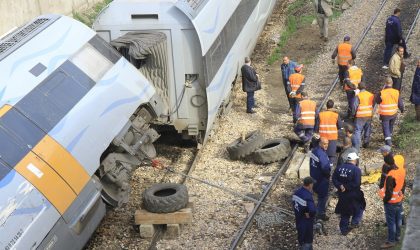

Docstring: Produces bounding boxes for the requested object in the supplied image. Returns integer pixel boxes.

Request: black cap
[303,176,314,186]
[384,154,395,165]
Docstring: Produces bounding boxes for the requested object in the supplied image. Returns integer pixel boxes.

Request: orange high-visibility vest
[289,73,305,99]
[394,155,406,183]
[298,99,316,126]
[378,158,405,203]
[318,110,339,140]
[344,67,363,91]
[337,43,352,66]
[356,91,374,118]
[379,88,399,116]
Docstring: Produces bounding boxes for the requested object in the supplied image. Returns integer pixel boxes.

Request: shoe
[246,110,256,114]
[254,104,260,109]
[349,223,359,229]
[341,228,352,236]
[380,242,396,249]
[303,144,310,153]
[404,53,411,59]
[382,65,389,69]
[323,37,328,42]
[362,142,369,148]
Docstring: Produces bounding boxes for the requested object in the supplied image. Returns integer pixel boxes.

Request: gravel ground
[86,0,419,249]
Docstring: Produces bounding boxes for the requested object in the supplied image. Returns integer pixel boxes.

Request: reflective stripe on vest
[318,110,338,140]
[356,91,374,118]
[345,67,362,90]
[289,73,305,98]
[379,88,399,116]
[337,43,352,66]
[298,100,316,126]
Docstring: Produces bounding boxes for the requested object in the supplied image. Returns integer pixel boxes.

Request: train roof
[94,0,240,56]
[0,15,96,107]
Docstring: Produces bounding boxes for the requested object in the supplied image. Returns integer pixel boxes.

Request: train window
[0,159,11,181]
[0,126,29,167]
[88,35,121,64]
[70,43,113,82]
[15,61,94,132]
[0,108,45,149]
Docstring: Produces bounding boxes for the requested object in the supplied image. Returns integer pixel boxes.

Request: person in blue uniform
[310,137,331,221]
[292,176,317,250]
[332,152,366,235]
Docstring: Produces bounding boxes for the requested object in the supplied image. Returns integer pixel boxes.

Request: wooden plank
[135,202,193,225]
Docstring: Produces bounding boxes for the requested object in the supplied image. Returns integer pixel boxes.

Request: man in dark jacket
[378,145,394,189]
[292,177,317,250]
[281,56,297,110]
[337,137,358,167]
[310,137,331,221]
[383,8,410,69]
[410,59,420,121]
[333,152,365,235]
[241,57,260,114]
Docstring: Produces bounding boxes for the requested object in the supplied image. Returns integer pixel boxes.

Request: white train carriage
[93,0,277,142]
[0,14,163,249]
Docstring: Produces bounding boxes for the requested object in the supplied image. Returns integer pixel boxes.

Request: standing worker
[344,60,364,118]
[389,46,405,91]
[315,100,342,165]
[410,59,420,121]
[352,82,374,150]
[378,154,406,248]
[292,176,317,250]
[332,36,356,85]
[337,137,358,167]
[312,0,333,41]
[294,92,317,150]
[241,57,260,114]
[376,77,404,146]
[333,152,366,235]
[288,65,306,123]
[310,137,331,221]
[383,8,410,69]
[378,146,394,189]
[281,56,298,110]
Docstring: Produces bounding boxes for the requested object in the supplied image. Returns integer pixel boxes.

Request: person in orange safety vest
[375,77,404,146]
[294,92,317,150]
[331,35,356,85]
[287,64,306,123]
[351,82,374,150]
[344,60,364,118]
[378,154,406,249]
[315,99,342,165]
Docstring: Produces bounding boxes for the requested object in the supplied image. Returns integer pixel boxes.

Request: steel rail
[230,0,391,249]
[317,0,389,113]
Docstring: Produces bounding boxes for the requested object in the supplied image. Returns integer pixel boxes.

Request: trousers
[340,208,364,234]
[326,139,337,166]
[317,14,328,38]
[381,115,396,146]
[295,126,314,144]
[383,42,395,66]
[353,118,372,151]
[246,91,255,112]
[384,202,402,243]
[346,90,355,117]
[282,78,293,109]
[392,76,402,91]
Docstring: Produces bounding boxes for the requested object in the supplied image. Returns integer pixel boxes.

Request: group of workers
[288,7,416,250]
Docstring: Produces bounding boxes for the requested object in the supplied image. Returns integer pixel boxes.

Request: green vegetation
[395,108,420,149]
[73,0,113,27]
[267,0,345,65]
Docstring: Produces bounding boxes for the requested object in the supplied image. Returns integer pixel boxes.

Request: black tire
[143,183,188,213]
[251,138,291,164]
[226,130,264,160]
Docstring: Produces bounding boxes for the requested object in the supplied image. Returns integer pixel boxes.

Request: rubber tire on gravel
[251,138,291,164]
[226,130,264,160]
[143,183,188,213]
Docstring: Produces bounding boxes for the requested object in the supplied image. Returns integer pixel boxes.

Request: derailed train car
[93,0,277,143]
[0,0,276,249]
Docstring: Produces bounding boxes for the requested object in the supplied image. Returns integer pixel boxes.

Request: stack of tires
[226,130,291,164]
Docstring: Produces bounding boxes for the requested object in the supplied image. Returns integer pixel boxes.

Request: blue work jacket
[310,146,331,196]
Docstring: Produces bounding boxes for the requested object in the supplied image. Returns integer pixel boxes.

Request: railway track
[228,1,420,249]
[86,1,418,249]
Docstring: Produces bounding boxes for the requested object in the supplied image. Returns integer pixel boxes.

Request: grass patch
[267,0,345,65]
[73,0,113,27]
[395,109,420,149]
